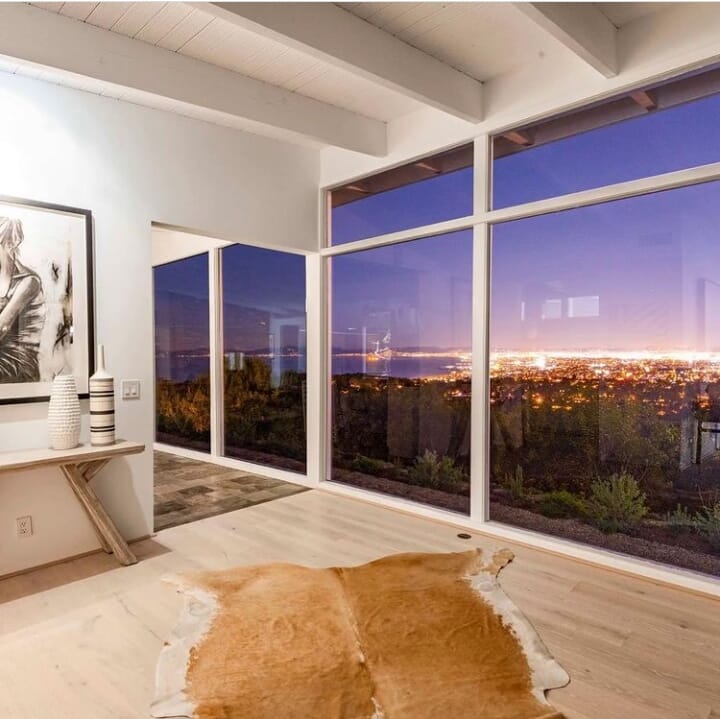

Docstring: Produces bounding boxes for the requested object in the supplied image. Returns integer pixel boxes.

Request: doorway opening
[151,226,307,530]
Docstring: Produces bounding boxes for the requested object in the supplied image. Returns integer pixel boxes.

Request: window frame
[317,92,720,595]
[218,243,309,473]
[152,241,315,488]
[319,140,481,514]
[153,250,213,455]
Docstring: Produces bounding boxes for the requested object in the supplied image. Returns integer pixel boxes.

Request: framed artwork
[0,194,94,404]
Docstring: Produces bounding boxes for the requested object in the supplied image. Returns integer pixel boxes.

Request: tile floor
[154,450,307,530]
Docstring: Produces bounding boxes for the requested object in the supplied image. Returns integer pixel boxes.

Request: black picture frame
[0,193,95,405]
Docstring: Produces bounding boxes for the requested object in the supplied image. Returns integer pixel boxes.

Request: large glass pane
[222,245,306,473]
[154,253,211,452]
[330,144,473,245]
[330,231,473,513]
[493,91,720,209]
[489,182,720,576]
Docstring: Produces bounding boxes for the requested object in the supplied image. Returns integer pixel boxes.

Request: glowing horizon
[491,350,720,362]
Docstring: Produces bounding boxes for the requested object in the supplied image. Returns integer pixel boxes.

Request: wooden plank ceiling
[28,1,424,122]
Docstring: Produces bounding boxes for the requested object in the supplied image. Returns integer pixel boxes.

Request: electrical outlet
[16,515,32,538]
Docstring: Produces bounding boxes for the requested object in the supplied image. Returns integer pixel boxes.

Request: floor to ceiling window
[222,245,307,472]
[154,252,211,452]
[489,68,720,576]
[151,64,720,582]
[323,66,720,578]
[328,146,474,513]
[153,240,307,475]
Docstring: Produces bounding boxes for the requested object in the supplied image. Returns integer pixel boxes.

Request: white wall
[0,71,319,576]
[151,228,233,267]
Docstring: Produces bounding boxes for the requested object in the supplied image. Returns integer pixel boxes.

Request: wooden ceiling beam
[0,3,387,155]
[630,89,657,111]
[414,161,441,174]
[514,3,618,78]
[198,2,484,122]
[502,130,534,147]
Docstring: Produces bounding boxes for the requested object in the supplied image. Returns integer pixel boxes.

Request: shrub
[539,490,587,519]
[504,465,525,500]
[351,454,389,476]
[665,504,695,535]
[409,450,466,492]
[587,473,648,533]
[695,502,720,550]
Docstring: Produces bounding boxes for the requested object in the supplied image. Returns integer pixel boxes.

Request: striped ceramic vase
[89,344,115,446]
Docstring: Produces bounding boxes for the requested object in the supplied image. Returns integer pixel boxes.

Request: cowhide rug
[151,549,569,719]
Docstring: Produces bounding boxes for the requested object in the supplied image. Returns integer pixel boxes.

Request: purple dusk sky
[156,91,720,358]
[332,92,720,353]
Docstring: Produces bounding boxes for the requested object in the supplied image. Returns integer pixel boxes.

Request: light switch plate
[121,379,141,400]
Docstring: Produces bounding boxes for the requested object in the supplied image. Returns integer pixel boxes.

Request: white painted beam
[199,2,484,123]
[0,3,386,155]
[514,2,618,78]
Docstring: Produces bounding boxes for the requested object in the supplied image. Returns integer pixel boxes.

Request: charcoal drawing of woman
[0,217,45,382]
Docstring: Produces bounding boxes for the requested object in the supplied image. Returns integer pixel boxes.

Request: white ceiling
[0,1,695,154]
[337,2,674,80]
[337,2,565,81]
[26,1,675,123]
[595,2,676,27]
[28,2,424,122]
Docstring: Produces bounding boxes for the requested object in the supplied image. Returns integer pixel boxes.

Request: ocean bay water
[331,355,467,379]
[156,354,468,382]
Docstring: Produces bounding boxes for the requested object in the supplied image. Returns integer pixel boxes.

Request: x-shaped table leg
[60,460,137,566]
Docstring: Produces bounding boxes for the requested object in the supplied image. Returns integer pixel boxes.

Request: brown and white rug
[151,549,569,719]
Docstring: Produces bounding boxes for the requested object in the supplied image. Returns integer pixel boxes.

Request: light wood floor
[0,490,718,719]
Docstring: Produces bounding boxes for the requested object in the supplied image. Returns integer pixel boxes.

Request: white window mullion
[474,134,491,215]
[480,160,720,226]
[305,253,324,487]
[323,255,332,483]
[471,134,491,523]
[208,247,224,459]
[471,222,491,522]
[320,215,475,257]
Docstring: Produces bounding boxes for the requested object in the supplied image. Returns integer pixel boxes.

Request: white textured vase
[48,375,81,450]
[89,344,115,446]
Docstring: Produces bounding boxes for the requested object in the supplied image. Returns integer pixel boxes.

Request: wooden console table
[0,440,145,566]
